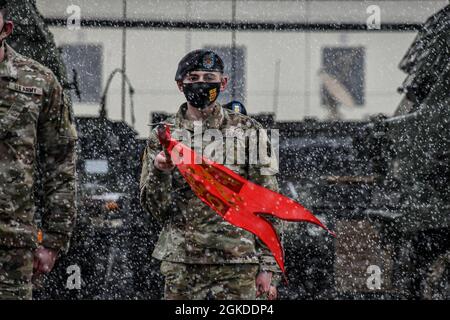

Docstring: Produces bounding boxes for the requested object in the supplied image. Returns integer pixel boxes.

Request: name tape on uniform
[7,82,43,96]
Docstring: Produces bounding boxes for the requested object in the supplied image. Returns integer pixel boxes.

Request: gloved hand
[154,150,175,172]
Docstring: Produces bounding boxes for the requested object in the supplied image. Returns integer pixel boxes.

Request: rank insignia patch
[202,53,215,69]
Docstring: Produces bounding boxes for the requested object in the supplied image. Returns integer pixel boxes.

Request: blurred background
[5,0,448,300]
[36,0,448,137]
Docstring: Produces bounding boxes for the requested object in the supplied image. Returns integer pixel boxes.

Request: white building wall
[37,0,448,137]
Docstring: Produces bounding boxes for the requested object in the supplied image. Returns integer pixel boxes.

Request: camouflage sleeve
[139,129,173,223]
[248,121,283,275]
[37,76,78,252]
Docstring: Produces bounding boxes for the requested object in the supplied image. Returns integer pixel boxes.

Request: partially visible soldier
[0,7,77,299]
[140,49,281,300]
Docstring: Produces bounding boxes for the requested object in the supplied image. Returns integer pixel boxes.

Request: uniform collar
[176,102,225,132]
[0,43,18,81]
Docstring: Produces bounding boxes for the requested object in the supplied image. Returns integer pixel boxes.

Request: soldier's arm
[139,129,173,223]
[248,121,283,275]
[37,75,78,253]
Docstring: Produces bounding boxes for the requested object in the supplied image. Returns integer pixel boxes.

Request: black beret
[175,49,224,81]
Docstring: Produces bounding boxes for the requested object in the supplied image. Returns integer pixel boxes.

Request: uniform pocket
[0,103,29,138]
[160,261,187,277]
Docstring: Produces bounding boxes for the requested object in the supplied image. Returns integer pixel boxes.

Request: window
[204,46,246,105]
[321,47,365,108]
[60,44,103,103]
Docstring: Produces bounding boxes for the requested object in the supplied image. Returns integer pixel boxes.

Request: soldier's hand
[256,271,277,299]
[33,246,58,275]
[154,150,175,172]
[268,285,278,300]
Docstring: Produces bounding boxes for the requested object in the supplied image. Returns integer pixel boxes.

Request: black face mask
[182,82,221,109]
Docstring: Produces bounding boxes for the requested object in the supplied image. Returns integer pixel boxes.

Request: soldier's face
[177,71,228,93]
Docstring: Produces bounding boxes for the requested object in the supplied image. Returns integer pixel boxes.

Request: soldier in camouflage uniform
[0,7,77,299]
[140,49,281,300]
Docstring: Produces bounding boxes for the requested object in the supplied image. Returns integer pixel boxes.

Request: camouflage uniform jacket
[140,102,281,273]
[0,44,77,251]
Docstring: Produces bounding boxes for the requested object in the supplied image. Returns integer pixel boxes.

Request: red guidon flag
[156,124,335,273]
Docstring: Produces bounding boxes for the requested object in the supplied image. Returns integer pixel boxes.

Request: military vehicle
[277,5,449,299]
